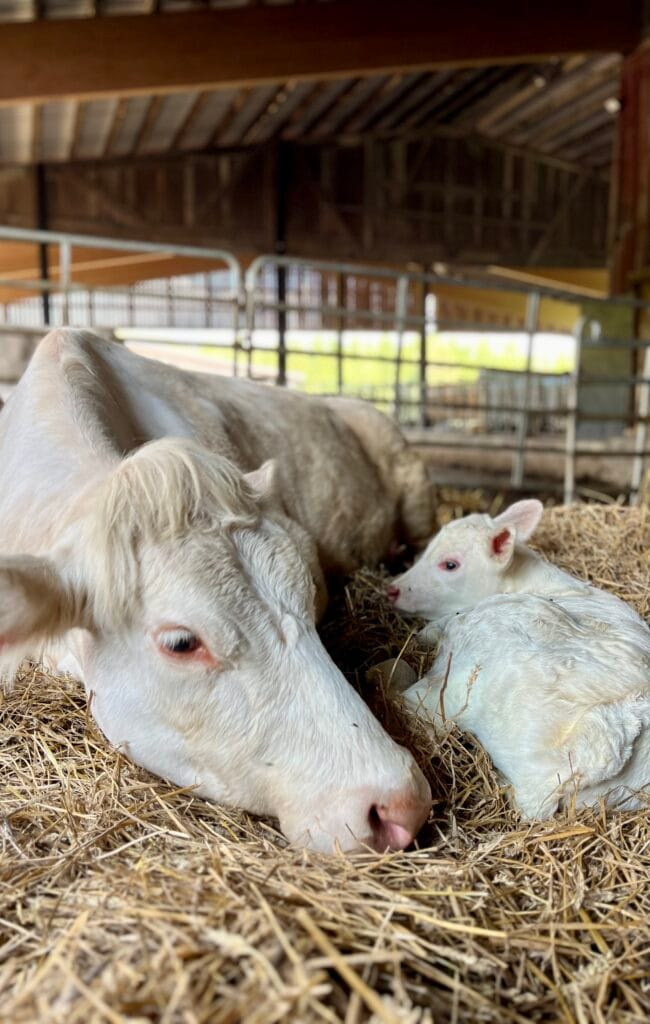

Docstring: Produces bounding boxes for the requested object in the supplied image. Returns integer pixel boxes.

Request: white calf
[388,501,650,817]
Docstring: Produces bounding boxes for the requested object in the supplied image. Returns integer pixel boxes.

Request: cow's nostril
[368,799,421,852]
[387,585,400,603]
[368,803,382,833]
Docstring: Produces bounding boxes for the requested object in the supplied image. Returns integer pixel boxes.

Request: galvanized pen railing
[2,225,650,503]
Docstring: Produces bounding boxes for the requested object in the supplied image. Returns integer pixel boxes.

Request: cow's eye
[154,627,203,657]
[162,630,200,654]
[439,559,460,572]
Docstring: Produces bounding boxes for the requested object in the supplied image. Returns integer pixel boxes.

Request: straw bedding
[1,500,649,1023]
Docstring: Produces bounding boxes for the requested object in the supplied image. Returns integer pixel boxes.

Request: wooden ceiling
[0,56,622,172]
[0,1,632,174]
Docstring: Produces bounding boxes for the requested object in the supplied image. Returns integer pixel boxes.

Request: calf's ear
[0,555,87,650]
[489,524,516,567]
[493,499,543,541]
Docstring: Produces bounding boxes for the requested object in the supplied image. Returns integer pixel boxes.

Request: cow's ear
[0,555,87,650]
[245,459,278,504]
[493,499,543,541]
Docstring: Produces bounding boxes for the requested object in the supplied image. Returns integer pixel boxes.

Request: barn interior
[0,0,649,499]
[2,5,650,1023]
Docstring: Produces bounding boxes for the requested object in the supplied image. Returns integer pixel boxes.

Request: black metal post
[275,142,290,386]
[36,164,51,326]
[336,271,345,394]
[418,271,429,427]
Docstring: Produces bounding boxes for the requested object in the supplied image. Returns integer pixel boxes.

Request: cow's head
[0,439,430,853]
[387,500,544,618]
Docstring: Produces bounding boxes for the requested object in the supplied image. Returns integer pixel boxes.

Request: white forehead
[140,518,314,635]
[430,513,492,550]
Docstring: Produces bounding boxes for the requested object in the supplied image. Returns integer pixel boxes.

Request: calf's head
[0,439,430,853]
[388,499,543,618]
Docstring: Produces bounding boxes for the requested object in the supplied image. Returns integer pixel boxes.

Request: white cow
[388,500,650,817]
[0,329,433,853]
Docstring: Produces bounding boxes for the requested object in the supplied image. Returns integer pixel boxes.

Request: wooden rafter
[68,101,85,162]
[563,125,616,162]
[217,85,278,147]
[245,81,318,146]
[283,80,353,140]
[0,0,640,106]
[452,66,538,129]
[514,76,619,147]
[31,104,42,164]
[168,92,205,151]
[133,96,163,154]
[346,74,421,133]
[486,54,620,138]
[540,108,614,155]
[377,72,456,132]
[102,97,130,158]
[366,74,431,132]
[179,89,238,150]
[309,76,390,139]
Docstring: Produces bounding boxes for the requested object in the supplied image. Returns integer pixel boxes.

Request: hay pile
[1,504,650,1023]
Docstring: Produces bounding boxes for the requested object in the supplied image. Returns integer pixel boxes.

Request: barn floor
[1,502,649,1023]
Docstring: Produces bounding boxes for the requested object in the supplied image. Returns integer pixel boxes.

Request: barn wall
[0,134,609,270]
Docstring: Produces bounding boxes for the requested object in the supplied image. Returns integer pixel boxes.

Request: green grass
[225,330,576,397]
[125,324,576,400]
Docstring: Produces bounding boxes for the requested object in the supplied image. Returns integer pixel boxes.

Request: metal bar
[244,342,568,375]
[393,275,409,420]
[271,345,422,366]
[511,290,540,487]
[579,374,650,385]
[119,335,246,353]
[243,262,256,381]
[418,273,428,428]
[0,225,241,294]
[203,272,210,330]
[276,264,287,386]
[630,344,650,503]
[408,436,650,458]
[580,337,650,350]
[564,317,587,504]
[403,437,569,454]
[59,240,71,324]
[328,395,650,421]
[0,278,238,308]
[420,470,571,496]
[274,141,290,387]
[35,164,51,326]
[245,253,650,312]
[336,272,345,394]
[251,297,566,333]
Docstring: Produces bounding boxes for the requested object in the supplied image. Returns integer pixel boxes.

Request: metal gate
[1,225,650,503]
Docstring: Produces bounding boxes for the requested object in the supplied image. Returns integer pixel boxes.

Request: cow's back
[0,331,433,573]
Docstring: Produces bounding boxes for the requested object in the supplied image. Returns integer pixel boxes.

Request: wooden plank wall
[0,133,609,269]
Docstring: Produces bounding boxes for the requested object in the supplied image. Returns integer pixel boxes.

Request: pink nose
[387,585,400,603]
[367,782,431,852]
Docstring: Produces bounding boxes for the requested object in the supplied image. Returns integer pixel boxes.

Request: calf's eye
[439,559,460,572]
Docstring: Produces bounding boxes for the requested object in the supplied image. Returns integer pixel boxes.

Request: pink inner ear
[492,529,511,556]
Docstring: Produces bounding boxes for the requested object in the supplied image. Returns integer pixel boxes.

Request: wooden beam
[609,40,650,292]
[0,0,641,106]
[482,54,618,138]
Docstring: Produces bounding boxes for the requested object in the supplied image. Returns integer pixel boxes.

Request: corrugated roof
[0,3,622,172]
